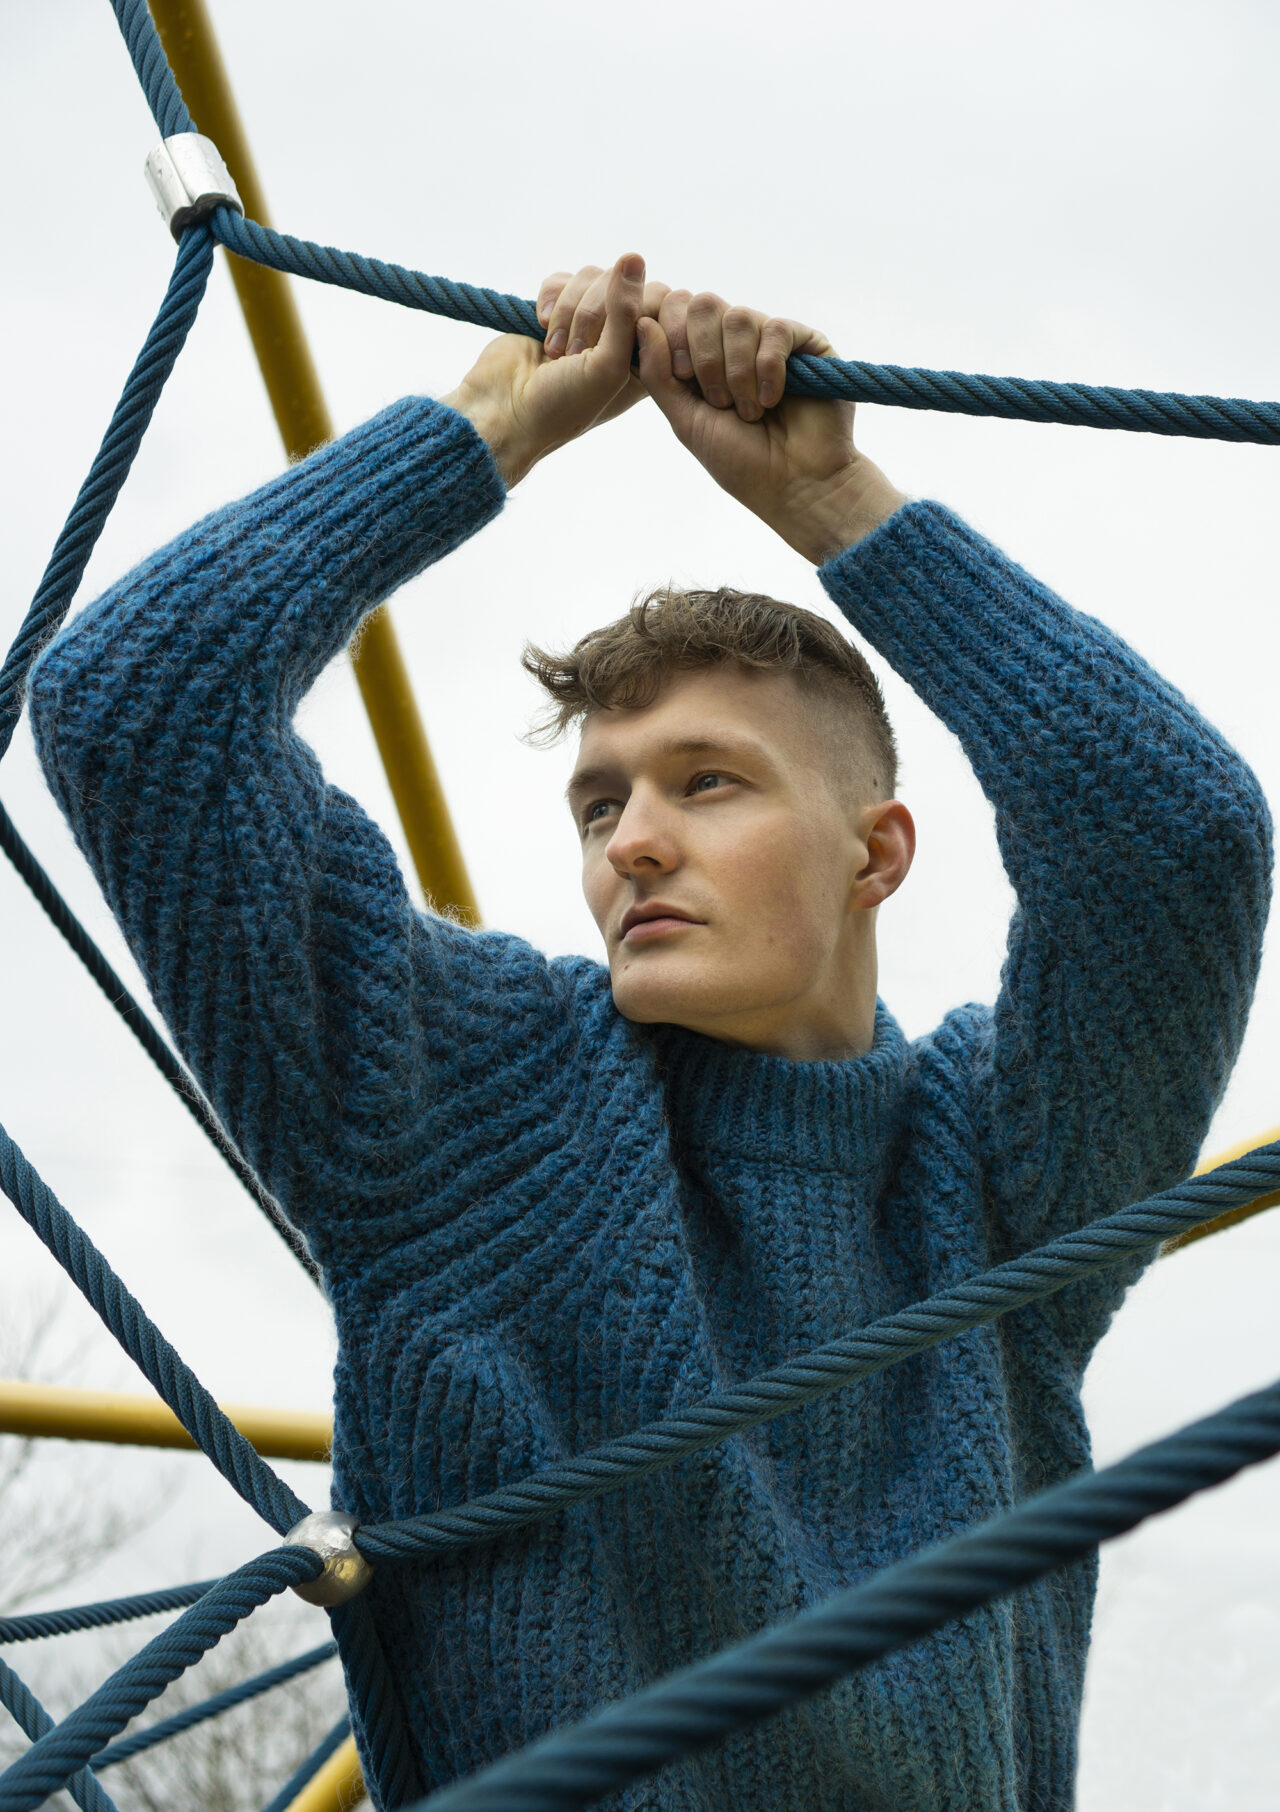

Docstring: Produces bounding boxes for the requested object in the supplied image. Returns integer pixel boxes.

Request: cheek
[714,818,837,945]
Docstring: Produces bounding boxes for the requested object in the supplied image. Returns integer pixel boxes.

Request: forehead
[573,665,809,770]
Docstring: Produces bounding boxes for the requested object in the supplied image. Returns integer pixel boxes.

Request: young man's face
[567,663,913,1060]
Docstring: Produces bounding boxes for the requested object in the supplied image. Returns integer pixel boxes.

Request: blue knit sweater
[28,399,1271,1811]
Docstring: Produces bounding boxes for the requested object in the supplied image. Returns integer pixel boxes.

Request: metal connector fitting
[284,1510,373,1607]
[144,134,244,240]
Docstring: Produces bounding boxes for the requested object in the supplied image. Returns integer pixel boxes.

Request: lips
[619,902,704,941]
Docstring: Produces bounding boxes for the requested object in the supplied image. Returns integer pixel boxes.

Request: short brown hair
[522,585,898,799]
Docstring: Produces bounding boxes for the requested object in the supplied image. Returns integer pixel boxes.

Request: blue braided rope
[90,1640,336,1769]
[214,212,544,337]
[203,207,1280,444]
[104,1,1280,448]
[0,1548,320,1812]
[0,227,212,763]
[0,800,319,1279]
[108,0,193,138]
[355,1143,1280,1566]
[261,1714,351,1812]
[329,1597,420,1812]
[0,1654,119,1812]
[0,1118,309,1535]
[418,1372,1280,1811]
[0,1580,216,1647]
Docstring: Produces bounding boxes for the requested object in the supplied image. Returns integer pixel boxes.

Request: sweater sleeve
[27,397,512,1263]
[819,501,1272,1302]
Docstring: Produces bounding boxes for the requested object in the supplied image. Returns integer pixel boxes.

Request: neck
[671,931,879,1063]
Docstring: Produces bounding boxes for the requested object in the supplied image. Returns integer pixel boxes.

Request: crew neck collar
[648,1000,910,1173]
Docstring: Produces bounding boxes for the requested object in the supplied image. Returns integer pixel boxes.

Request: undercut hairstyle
[522,586,899,801]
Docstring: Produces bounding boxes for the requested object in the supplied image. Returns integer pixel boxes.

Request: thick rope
[0,801,318,1279]
[328,1597,420,1811]
[260,1714,352,1812]
[356,1144,1280,1567]
[0,1118,309,1535]
[90,1640,336,1769]
[0,227,212,762]
[107,0,193,138]
[207,207,1280,444]
[0,1548,319,1812]
[418,1374,1280,1811]
[100,0,1280,448]
[0,1654,119,1812]
[0,1580,216,1647]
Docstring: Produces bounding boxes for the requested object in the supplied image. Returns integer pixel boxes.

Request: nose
[605,789,679,878]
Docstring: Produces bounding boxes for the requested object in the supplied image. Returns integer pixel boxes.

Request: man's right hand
[442,253,654,488]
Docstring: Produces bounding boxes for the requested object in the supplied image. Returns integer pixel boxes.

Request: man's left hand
[635,292,906,563]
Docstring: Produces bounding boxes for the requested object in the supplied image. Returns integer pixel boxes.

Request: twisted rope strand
[90,1641,336,1769]
[0,802,318,1278]
[0,1581,217,1647]
[108,0,193,137]
[111,0,1280,445]
[0,1654,118,1812]
[418,1375,1280,1811]
[0,1118,309,1535]
[356,1145,1280,1566]
[200,210,1280,443]
[0,227,212,761]
[0,1549,320,1812]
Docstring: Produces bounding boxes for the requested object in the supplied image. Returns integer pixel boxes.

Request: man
[28,253,1271,1809]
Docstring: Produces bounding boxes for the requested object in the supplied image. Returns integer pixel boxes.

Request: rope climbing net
[1,2,1279,1808]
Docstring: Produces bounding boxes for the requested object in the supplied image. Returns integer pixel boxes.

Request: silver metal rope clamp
[144,134,244,240]
[284,1510,373,1607]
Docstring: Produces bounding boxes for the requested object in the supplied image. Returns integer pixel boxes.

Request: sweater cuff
[276,394,508,606]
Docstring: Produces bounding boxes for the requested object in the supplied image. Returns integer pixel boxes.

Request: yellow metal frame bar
[0,1378,331,1461]
[286,1736,364,1812]
[145,0,479,924]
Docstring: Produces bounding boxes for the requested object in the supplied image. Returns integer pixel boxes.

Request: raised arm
[27,256,652,1272]
[821,506,1272,1260]
[638,293,1272,1320]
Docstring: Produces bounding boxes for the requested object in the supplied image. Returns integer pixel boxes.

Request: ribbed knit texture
[27,398,1271,1812]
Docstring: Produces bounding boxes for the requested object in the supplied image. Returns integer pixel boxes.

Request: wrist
[769,459,909,565]
[440,385,538,489]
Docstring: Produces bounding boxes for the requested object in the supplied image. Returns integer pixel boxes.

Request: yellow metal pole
[1161,1124,1280,1257]
[145,0,480,923]
[0,1379,332,1461]
[285,1736,365,1812]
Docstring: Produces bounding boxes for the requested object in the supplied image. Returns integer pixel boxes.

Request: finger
[636,317,698,441]
[686,292,731,408]
[543,265,603,358]
[640,280,671,321]
[535,272,572,331]
[594,252,646,372]
[723,304,767,421]
[566,269,613,358]
[657,289,694,381]
[756,318,832,407]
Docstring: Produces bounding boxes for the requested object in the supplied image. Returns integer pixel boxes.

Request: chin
[609,959,740,1031]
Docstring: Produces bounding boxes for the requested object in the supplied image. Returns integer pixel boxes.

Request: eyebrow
[564,734,773,808]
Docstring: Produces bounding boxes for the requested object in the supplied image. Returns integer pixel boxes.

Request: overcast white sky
[2,1,1279,1805]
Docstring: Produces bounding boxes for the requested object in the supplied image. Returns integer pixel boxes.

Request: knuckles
[722,304,763,340]
[687,290,726,321]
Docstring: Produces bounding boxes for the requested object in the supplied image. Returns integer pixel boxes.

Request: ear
[849,799,915,911]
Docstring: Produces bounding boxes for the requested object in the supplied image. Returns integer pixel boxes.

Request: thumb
[637,318,698,441]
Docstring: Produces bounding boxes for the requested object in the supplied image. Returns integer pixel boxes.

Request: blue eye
[691,773,727,793]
